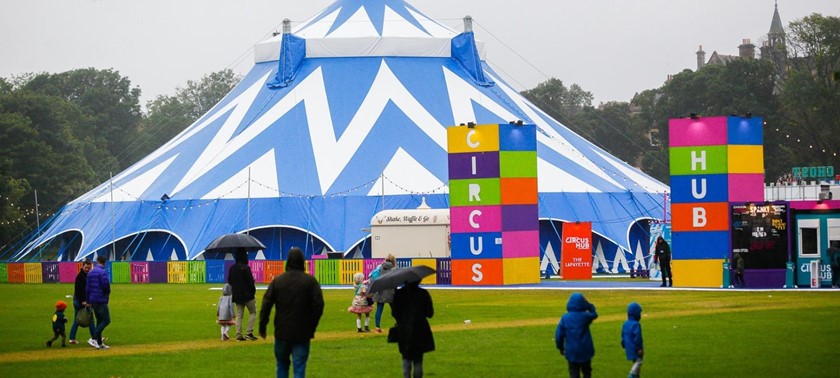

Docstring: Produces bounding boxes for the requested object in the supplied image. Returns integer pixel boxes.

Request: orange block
[451,259,503,285]
[671,202,730,232]
[500,178,538,205]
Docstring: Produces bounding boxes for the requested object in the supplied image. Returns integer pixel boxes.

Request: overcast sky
[2,0,838,108]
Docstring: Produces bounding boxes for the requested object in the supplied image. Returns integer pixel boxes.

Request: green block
[499,151,537,178]
[187,261,206,283]
[450,178,501,206]
[0,263,6,283]
[669,145,728,175]
[111,262,131,284]
[315,259,339,285]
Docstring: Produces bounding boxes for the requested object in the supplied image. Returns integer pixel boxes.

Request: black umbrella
[369,265,436,294]
[204,233,266,253]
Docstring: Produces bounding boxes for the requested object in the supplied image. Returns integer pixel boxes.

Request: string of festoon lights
[771,120,839,157]
[0,196,53,225]
[54,173,451,214]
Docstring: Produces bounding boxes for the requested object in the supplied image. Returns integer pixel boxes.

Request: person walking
[68,259,94,345]
[217,283,236,341]
[391,279,435,378]
[259,247,324,378]
[46,301,69,348]
[653,236,673,287]
[228,248,258,341]
[621,302,644,378]
[369,254,397,333]
[733,252,746,288]
[555,292,598,378]
[85,255,111,349]
[828,241,840,288]
[347,272,373,332]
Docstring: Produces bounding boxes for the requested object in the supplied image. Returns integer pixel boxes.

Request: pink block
[502,231,540,258]
[669,117,728,147]
[728,173,766,202]
[451,206,502,233]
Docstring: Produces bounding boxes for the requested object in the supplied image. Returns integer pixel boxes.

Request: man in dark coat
[828,241,840,288]
[391,280,435,378]
[228,248,257,341]
[69,259,94,344]
[259,247,324,378]
[653,236,673,287]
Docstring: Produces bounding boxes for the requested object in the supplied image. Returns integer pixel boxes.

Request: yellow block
[447,124,500,153]
[413,259,438,285]
[670,259,724,288]
[503,257,540,285]
[727,145,764,173]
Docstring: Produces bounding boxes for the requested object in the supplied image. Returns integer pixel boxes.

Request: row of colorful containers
[0,259,452,285]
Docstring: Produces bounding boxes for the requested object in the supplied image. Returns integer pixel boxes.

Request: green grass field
[0,284,837,377]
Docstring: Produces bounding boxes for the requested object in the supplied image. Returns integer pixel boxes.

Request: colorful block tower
[447,123,540,285]
[668,116,764,287]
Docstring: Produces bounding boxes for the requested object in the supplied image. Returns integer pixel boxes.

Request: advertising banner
[561,222,592,280]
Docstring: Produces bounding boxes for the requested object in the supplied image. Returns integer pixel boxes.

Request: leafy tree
[521,78,594,136]
[778,13,840,170]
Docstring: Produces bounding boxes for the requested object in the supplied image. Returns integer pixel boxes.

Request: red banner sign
[561,222,592,280]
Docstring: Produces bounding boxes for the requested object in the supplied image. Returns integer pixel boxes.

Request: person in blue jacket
[85,255,111,349]
[555,292,598,378]
[621,302,644,378]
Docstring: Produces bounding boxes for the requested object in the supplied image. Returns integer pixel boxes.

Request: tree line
[1,14,838,254]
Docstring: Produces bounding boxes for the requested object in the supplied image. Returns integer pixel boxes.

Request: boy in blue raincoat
[621,302,644,378]
[555,292,598,378]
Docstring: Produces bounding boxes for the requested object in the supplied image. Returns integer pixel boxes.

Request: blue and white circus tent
[15,0,669,269]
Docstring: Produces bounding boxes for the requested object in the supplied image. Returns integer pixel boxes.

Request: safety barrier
[111,262,132,283]
[131,262,149,283]
[42,262,60,283]
[187,261,205,283]
[0,258,456,285]
[167,262,187,283]
[8,263,25,283]
[25,263,43,283]
[264,261,283,282]
[315,259,340,285]
[59,262,81,283]
[339,260,364,285]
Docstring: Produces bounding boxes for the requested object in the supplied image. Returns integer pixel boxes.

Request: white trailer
[370,207,450,259]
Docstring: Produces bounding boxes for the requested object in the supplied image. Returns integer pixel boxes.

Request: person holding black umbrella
[391,279,435,378]
[228,248,258,341]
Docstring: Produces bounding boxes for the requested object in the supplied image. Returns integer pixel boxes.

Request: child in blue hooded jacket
[621,302,644,378]
[555,292,598,378]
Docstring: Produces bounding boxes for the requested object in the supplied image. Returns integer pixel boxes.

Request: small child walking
[47,301,69,347]
[217,284,236,341]
[347,272,374,332]
[555,292,598,378]
[621,302,644,378]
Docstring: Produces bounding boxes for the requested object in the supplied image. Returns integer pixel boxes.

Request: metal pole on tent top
[34,189,40,233]
[111,172,116,259]
[381,172,385,210]
[246,167,251,235]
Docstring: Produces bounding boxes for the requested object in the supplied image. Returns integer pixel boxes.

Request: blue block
[727,116,763,145]
[451,232,503,259]
[499,123,537,151]
[670,174,729,203]
[671,231,730,259]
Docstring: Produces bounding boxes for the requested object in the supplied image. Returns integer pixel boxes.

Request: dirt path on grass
[0,301,818,364]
